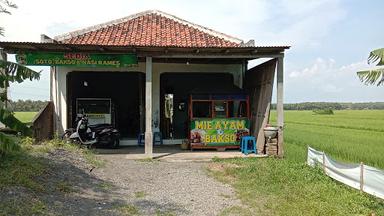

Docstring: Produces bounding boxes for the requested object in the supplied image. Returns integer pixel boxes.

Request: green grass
[0,197,48,216]
[209,110,384,215]
[13,112,37,124]
[270,110,384,168]
[116,204,140,215]
[56,181,74,193]
[134,191,147,198]
[0,137,104,215]
[155,209,176,216]
[0,137,104,191]
[0,151,46,192]
[97,182,114,190]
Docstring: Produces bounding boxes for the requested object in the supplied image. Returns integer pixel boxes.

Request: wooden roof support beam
[154,53,283,59]
[277,55,284,158]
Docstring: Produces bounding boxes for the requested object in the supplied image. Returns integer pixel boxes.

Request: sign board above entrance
[15,52,137,67]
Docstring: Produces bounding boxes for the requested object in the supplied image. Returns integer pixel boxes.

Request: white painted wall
[52,62,242,134]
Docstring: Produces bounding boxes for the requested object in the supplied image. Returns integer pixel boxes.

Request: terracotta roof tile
[54,10,243,48]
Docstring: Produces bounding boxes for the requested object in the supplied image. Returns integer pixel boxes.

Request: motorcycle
[62,114,120,148]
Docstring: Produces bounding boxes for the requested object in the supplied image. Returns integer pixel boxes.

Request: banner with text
[16,52,137,67]
[190,118,250,147]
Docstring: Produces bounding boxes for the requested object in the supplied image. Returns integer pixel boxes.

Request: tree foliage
[0,0,39,156]
[9,99,48,112]
[0,60,40,88]
[357,48,384,86]
[0,58,40,155]
[0,0,17,36]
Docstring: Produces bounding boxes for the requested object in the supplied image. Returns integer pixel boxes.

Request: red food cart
[188,87,250,150]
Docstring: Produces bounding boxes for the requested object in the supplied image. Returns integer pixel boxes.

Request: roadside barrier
[307,146,384,200]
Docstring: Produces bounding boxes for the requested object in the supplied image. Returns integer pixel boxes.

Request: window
[192,101,212,118]
[214,101,227,118]
[231,101,248,117]
[238,101,248,117]
[228,101,234,117]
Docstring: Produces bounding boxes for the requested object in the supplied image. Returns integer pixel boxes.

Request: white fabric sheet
[307,146,384,200]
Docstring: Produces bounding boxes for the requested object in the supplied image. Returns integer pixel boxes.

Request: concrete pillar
[276,56,284,157]
[51,67,68,134]
[145,57,153,157]
[51,67,57,133]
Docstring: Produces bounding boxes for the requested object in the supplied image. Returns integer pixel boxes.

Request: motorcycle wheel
[61,131,72,143]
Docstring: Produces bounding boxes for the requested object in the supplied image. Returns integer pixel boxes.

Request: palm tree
[0,59,40,155]
[357,48,384,86]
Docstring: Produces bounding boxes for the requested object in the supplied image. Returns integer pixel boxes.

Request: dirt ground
[1,149,244,216]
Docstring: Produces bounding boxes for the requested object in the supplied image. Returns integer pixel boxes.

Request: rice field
[209,110,384,215]
[270,110,384,169]
[13,112,38,124]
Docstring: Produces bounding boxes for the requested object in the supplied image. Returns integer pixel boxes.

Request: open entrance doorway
[160,72,235,140]
[67,72,144,138]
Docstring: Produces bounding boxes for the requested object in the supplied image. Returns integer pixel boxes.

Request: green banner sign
[15,52,137,67]
[190,118,250,147]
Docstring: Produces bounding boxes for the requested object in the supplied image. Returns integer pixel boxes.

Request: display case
[76,98,113,125]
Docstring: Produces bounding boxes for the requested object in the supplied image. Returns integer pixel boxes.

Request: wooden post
[322,152,326,174]
[276,56,284,157]
[145,57,153,158]
[360,162,364,192]
[0,50,7,109]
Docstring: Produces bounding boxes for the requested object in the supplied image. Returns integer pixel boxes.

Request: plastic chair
[137,132,163,145]
[153,132,163,145]
[137,133,145,145]
[240,136,257,155]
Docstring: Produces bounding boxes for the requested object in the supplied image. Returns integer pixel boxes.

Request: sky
[1,0,383,103]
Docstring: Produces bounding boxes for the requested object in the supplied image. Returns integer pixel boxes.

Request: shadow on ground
[0,148,192,216]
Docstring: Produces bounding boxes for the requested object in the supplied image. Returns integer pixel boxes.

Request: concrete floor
[95,145,267,162]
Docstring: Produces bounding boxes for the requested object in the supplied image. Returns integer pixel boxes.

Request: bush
[19,137,36,150]
[313,109,334,115]
[0,133,20,156]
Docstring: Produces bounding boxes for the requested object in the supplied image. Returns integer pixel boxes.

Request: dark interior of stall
[190,92,248,119]
[160,72,235,139]
[67,72,144,138]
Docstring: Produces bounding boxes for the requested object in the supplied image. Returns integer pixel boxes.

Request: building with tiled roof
[0,10,289,157]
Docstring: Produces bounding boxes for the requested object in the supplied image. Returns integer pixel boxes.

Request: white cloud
[289,58,335,78]
[1,0,345,47]
[322,84,342,93]
[2,0,382,102]
[262,0,346,49]
[284,58,382,102]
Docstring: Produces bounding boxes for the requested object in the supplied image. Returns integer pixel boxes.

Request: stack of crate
[266,138,278,156]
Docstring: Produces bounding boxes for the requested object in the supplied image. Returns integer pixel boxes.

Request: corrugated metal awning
[0,41,289,59]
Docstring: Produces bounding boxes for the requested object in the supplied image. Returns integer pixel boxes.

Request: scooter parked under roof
[62,114,120,148]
